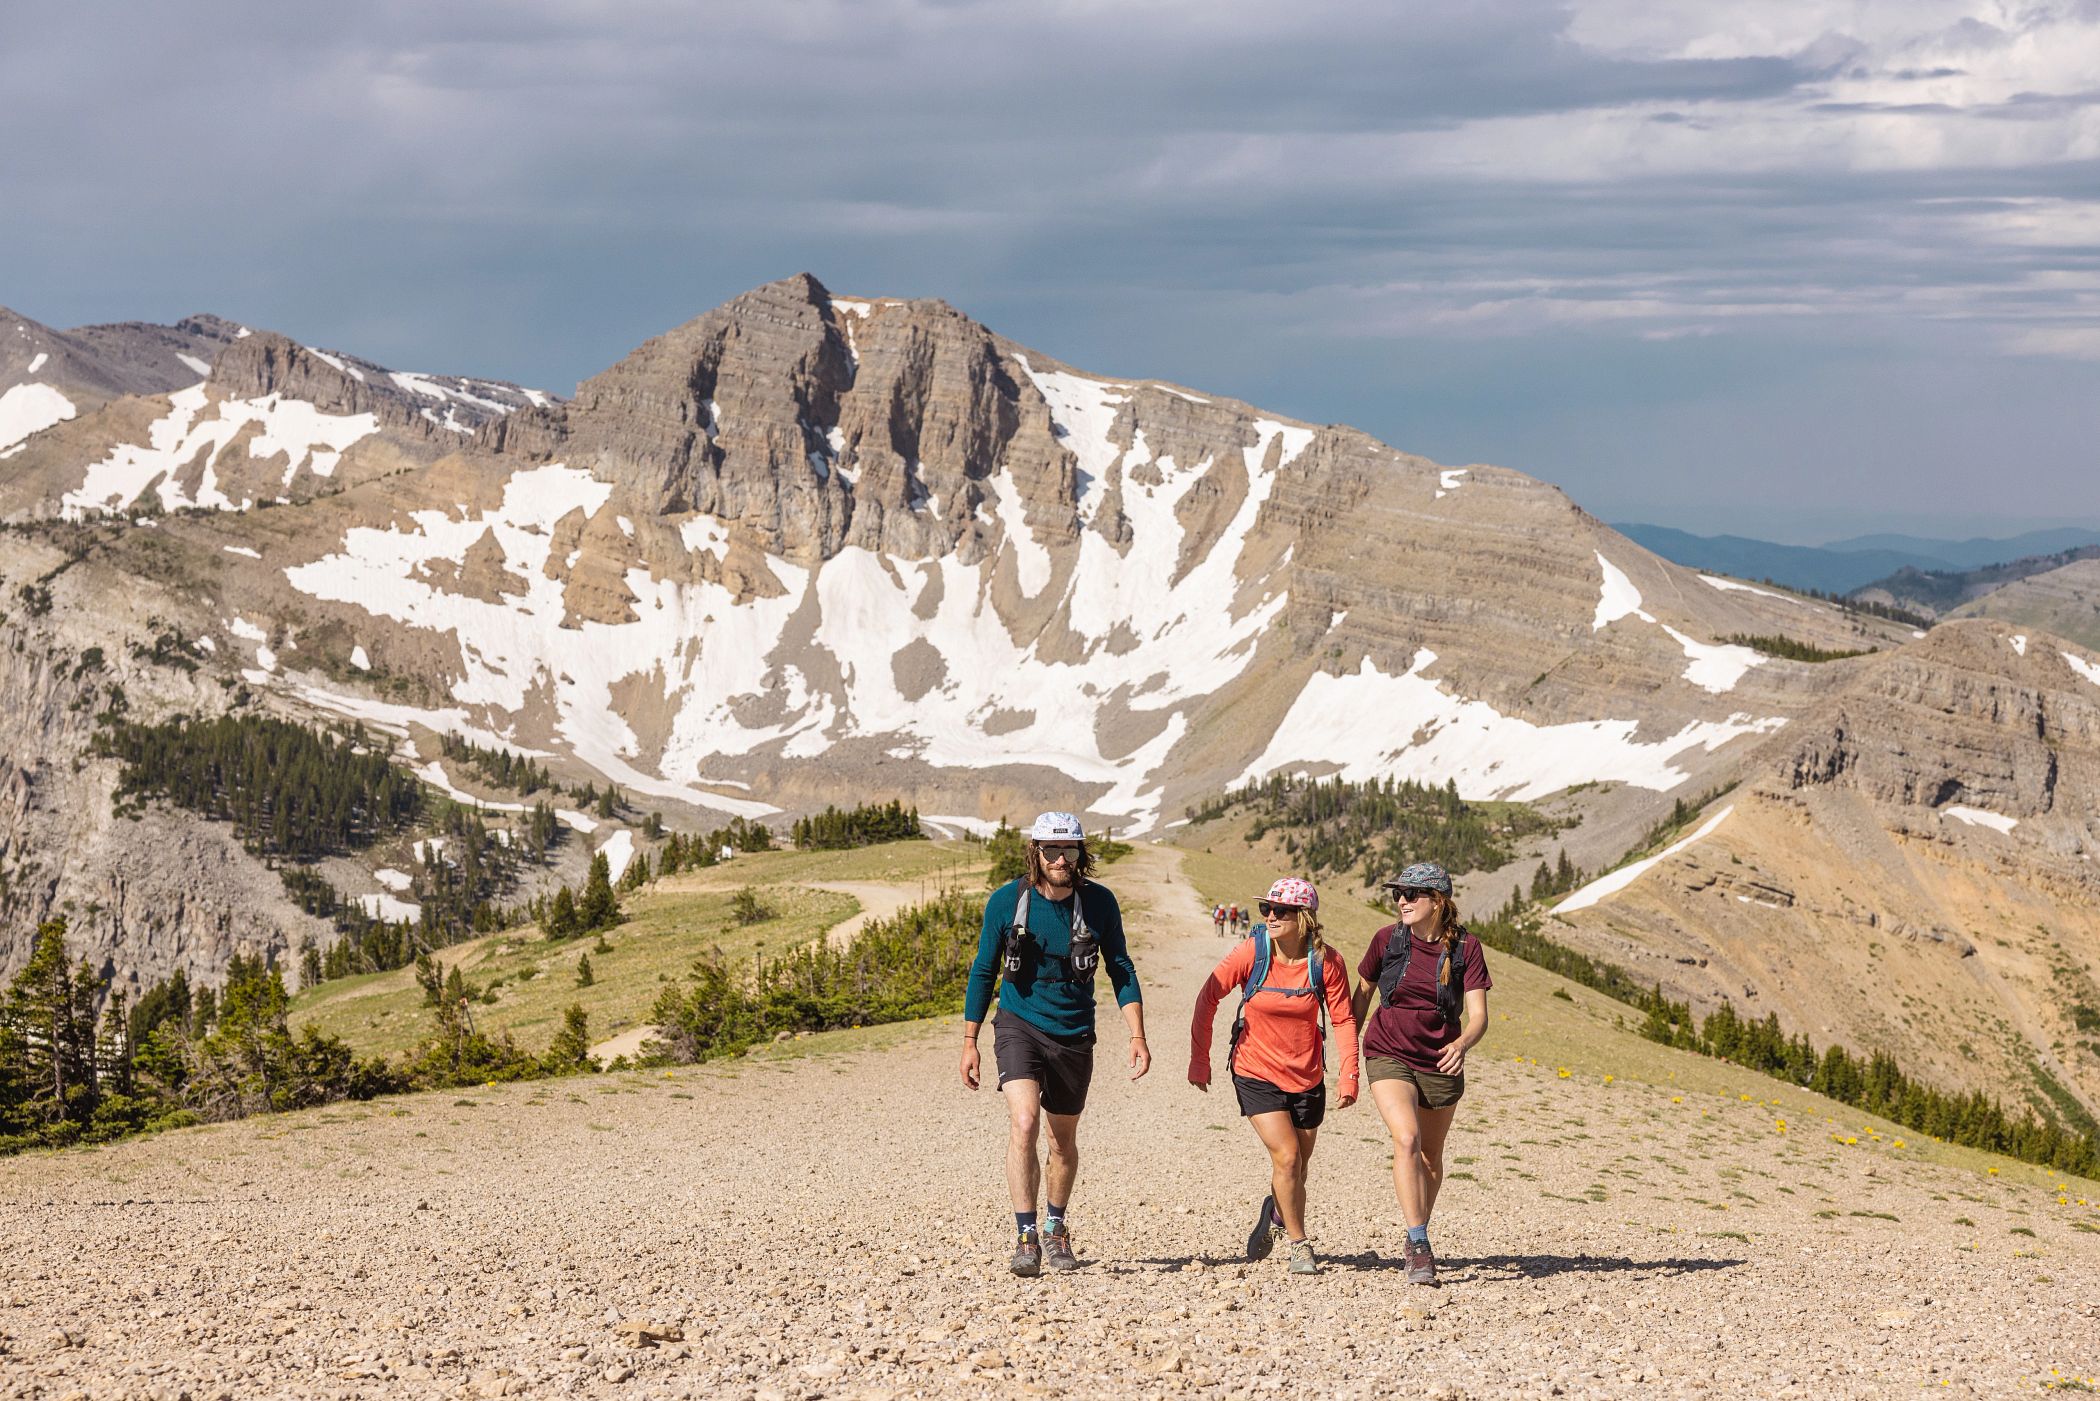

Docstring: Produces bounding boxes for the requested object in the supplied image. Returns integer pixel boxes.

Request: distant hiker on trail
[1353,861,1492,1286]
[961,811,1148,1277]
[1228,902,1242,933]
[1189,877,1358,1275]
[1214,904,1228,936]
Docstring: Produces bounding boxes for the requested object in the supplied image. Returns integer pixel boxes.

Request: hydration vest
[999,880,1100,985]
[1378,925,1471,1032]
[1227,923,1328,1074]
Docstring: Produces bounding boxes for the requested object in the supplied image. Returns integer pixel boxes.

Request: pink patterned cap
[1262,877,1318,912]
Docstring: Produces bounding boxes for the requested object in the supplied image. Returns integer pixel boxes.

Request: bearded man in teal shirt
[960,811,1147,1275]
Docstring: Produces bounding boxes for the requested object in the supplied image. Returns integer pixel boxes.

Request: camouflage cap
[1381,861,1452,895]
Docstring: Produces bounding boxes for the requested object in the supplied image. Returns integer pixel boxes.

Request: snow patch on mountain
[1593,554,1655,630]
[1014,354,1130,524]
[26,352,48,375]
[1241,654,1784,802]
[678,516,730,561]
[2064,651,2100,688]
[1661,626,1766,694]
[1553,806,1735,914]
[307,348,364,382]
[356,892,421,922]
[0,382,76,451]
[284,463,774,820]
[1942,804,2018,834]
[60,385,377,519]
[987,468,1053,597]
[1699,574,1797,603]
[599,829,635,883]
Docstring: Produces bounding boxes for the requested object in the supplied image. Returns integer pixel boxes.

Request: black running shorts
[993,1009,1096,1115]
[1232,1074,1327,1129]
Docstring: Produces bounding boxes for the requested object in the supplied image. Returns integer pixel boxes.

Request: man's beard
[1039,863,1076,891]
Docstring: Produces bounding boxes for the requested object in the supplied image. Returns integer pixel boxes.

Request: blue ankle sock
[1406,1225,1429,1247]
[1046,1203,1067,1231]
[1016,1211,1038,1237]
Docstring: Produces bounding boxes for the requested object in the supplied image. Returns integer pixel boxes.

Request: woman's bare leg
[1369,1078,1430,1228]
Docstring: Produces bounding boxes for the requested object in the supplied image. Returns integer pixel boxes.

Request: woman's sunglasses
[1256,901,1304,919]
[1394,888,1439,902]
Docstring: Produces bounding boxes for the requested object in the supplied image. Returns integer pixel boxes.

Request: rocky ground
[3,846,2097,1400]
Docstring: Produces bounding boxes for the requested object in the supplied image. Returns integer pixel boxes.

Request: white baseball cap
[1027,811,1085,841]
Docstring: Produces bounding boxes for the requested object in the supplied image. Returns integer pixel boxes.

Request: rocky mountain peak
[1765,618,2100,821]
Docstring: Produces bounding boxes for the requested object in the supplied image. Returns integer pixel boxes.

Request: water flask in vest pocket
[1001,924,1031,977]
[1068,927,1100,977]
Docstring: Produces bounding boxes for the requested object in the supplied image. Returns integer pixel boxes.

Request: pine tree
[619,852,649,892]
[541,886,579,940]
[579,853,620,932]
[542,1003,593,1073]
[414,953,443,1005]
[1,920,95,1128]
[575,954,594,988]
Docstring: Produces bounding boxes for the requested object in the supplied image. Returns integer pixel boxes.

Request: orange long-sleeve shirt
[1189,936,1359,1098]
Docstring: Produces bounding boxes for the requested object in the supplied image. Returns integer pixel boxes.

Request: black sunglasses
[1038,845,1082,864]
[1393,887,1440,902]
[1256,901,1304,919]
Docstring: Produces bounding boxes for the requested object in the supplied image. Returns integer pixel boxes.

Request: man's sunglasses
[1256,901,1304,919]
[1039,845,1082,864]
[1393,887,1440,902]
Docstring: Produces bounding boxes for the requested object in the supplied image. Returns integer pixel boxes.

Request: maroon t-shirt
[1358,924,1493,1070]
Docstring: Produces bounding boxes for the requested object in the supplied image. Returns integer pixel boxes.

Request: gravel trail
[3,846,2096,1399]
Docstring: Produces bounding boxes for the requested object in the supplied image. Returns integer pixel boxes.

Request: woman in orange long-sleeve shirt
[1189,877,1359,1275]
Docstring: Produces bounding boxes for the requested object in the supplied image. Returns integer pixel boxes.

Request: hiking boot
[1010,1232,1042,1278]
[1404,1238,1437,1285]
[1041,1220,1080,1271]
[1246,1195,1281,1261]
[1287,1239,1319,1275]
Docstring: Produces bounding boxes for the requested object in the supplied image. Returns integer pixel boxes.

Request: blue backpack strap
[1241,923,1272,1003]
[1227,926,1269,1075]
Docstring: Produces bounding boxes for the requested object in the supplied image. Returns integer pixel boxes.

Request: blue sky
[6,0,2099,542]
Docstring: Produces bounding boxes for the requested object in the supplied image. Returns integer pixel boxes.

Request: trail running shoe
[1042,1221,1080,1271]
[1246,1195,1281,1261]
[1011,1232,1042,1278]
[1404,1238,1437,1285]
[1288,1239,1319,1275]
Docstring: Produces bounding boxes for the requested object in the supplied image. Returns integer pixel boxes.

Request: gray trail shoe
[1041,1221,1080,1271]
[1404,1238,1437,1285]
[1246,1195,1281,1261]
[1288,1239,1320,1275]
[1011,1232,1042,1278]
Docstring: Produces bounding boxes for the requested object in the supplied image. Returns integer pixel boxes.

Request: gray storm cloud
[4,0,2097,540]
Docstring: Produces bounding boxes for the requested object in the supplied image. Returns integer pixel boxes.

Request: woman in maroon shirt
[1349,861,1492,1285]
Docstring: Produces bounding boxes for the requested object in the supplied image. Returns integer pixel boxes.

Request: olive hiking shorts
[1366,1055,1465,1109]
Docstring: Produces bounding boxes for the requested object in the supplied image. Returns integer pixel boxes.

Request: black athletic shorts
[993,1009,1096,1116]
[1233,1074,1327,1129]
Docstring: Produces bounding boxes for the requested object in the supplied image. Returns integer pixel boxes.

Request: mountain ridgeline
[0,277,2096,1133]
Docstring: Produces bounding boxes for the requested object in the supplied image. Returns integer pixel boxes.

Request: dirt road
[3,845,2096,1398]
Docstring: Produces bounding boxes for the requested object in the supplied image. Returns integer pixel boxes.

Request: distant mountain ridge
[1616,522,2100,595]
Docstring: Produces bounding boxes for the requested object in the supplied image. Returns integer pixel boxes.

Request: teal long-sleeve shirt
[964,877,1142,1040]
